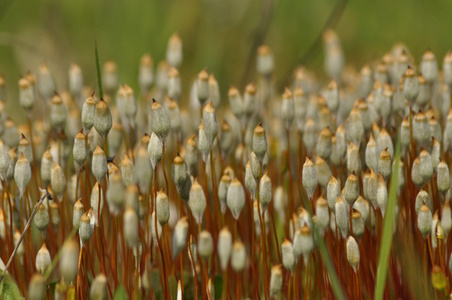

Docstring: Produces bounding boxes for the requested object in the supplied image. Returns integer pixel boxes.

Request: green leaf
[95,41,104,99]
[213,275,223,300]
[296,168,346,300]
[0,272,24,300]
[168,276,177,299]
[374,137,401,300]
[44,228,77,281]
[114,285,128,300]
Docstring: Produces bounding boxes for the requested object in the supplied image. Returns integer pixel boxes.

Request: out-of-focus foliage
[0,0,451,117]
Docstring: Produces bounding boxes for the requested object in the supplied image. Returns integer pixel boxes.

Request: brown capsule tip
[20,133,28,142]
[282,238,292,245]
[328,79,337,90]
[81,212,90,223]
[85,96,95,105]
[140,54,153,66]
[208,74,216,83]
[168,98,178,109]
[254,123,265,135]
[75,198,84,207]
[294,86,305,97]
[315,156,325,165]
[272,265,283,274]
[228,86,239,97]
[51,94,63,104]
[300,225,311,235]
[320,127,332,137]
[283,88,292,99]
[404,67,416,78]
[422,50,435,61]
[187,134,197,146]
[122,153,131,164]
[204,101,215,113]
[173,154,184,165]
[18,152,26,161]
[96,98,109,113]
[168,67,179,78]
[304,157,313,165]
[221,121,230,131]
[198,69,209,81]
[192,178,201,188]
[433,210,439,220]
[420,204,430,212]
[231,177,241,185]
[245,83,256,95]
[75,130,86,140]
[221,174,231,183]
[317,196,328,207]
[43,148,52,159]
[18,77,29,88]
[93,145,105,156]
[141,133,150,142]
[352,210,362,219]
[418,74,427,85]
[258,45,271,55]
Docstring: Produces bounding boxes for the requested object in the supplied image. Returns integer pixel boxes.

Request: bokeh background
[0,0,451,117]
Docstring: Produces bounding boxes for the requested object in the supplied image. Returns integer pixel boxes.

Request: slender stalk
[162,142,169,201]
[130,125,135,163]
[0,191,49,285]
[210,148,223,228]
[287,273,292,300]
[247,197,260,299]
[97,183,108,277]
[256,162,269,300]
[188,238,199,300]
[202,259,209,300]
[133,245,139,299]
[424,240,428,299]
[221,269,228,300]
[154,197,170,299]
[286,129,295,220]
[270,211,281,263]
[179,252,184,299]
[77,247,84,298]
[27,115,41,198]
[236,272,241,299]
[349,206,354,238]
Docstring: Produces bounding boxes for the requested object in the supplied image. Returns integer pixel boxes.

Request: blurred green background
[0,0,451,111]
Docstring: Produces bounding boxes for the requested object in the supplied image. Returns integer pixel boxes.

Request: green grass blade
[315,230,347,300]
[374,136,401,300]
[95,41,103,99]
[297,175,346,300]
[0,271,24,300]
[44,228,77,281]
